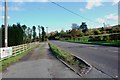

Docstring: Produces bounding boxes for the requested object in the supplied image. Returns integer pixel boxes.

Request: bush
[88,36,94,41]
[94,30,101,35]
[103,35,110,41]
[94,36,102,41]
[109,34,120,40]
[88,36,102,41]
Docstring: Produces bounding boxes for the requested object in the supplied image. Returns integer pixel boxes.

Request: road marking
[108,50,118,53]
[112,51,118,53]
[89,47,97,49]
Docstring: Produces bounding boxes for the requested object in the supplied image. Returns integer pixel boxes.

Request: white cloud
[0,16,11,20]
[96,13,118,23]
[86,0,102,10]
[96,18,105,23]
[0,6,22,11]
[105,14,118,21]
[9,7,22,11]
[110,0,119,5]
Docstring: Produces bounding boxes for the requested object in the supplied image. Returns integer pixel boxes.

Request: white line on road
[88,47,98,49]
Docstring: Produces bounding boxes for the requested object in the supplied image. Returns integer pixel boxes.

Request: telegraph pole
[103,23,106,27]
[46,27,48,35]
[46,27,48,41]
[5,0,8,47]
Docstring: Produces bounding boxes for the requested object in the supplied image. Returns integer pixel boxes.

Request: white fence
[0,42,39,61]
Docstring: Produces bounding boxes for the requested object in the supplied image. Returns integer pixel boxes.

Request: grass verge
[0,44,39,72]
[63,40,120,47]
[49,43,90,76]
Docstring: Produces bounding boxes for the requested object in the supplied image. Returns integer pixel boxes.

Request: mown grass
[63,40,120,47]
[0,44,39,72]
[49,43,79,65]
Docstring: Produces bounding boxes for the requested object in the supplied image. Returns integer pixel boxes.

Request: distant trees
[71,23,79,30]
[48,23,120,41]
[1,23,39,47]
[32,26,36,41]
[93,30,101,35]
[26,27,32,43]
[79,22,88,33]
[1,23,26,46]
[41,26,46,41]
[38,25,41,40]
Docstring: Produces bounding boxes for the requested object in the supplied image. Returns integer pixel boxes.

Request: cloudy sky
[0,0,119,32]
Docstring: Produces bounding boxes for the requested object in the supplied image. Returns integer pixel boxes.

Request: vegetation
[41,26,47,41]
[0,23,48,47]
[49,43,89,75]
[49,43,77,65]
[32,26,37,42]
[48,23,120,46]
[64,39,120,47]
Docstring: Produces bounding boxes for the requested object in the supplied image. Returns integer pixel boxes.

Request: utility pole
[103,23,106,27]
[46,27,48,41]
[46,27,48,35]
[5,0,8,47]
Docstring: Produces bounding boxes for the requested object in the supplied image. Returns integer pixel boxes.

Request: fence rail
[0,42,39,61]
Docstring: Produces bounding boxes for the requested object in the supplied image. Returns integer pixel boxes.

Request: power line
[48,0,100,24]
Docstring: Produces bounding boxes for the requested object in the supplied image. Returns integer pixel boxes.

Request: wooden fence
[0,42,39,61]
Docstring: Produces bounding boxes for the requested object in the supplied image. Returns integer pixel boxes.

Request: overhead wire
[48,0,101,24]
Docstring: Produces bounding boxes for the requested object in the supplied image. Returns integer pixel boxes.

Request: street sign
[0,47,12,59]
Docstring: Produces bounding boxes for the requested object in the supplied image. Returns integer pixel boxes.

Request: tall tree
[38,25,41,40]
[26,27,32,43]
[71,23,79,30]
[22,24,27,43]
[79,22,88,33]
[41,26,46,41]
[32,26,36,42]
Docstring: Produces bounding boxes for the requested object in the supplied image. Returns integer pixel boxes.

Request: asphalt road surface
[50,40,119,78]
[2,42,80,78]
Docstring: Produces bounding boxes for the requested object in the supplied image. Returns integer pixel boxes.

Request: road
[2,42,80,78]
[50,40,118,78]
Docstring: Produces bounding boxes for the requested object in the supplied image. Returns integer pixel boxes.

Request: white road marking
[112,51,118,53]
[89,47,98,49]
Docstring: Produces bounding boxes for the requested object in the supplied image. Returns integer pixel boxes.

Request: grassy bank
[49,43,90,75]
[0,44,39,72]
[63,40,120,47]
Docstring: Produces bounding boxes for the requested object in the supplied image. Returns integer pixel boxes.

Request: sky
[0,0,119,33]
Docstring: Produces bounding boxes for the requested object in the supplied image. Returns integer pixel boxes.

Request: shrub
[88,36,94,41]
[88,36,102,41]
[94,30,101,35]
[103,35,110,41]
[94,36,102,41]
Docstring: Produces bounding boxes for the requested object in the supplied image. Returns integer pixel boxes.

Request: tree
[70,29,82,38]
[71,23,79,30]
[21,24,27,43]
[41,26,46,41]
[26,27,32,43]
[79,22,88,33]
[38,25,41,41]
[32,26,36,42]
[94,30,101,35]
[1,23,27,46]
